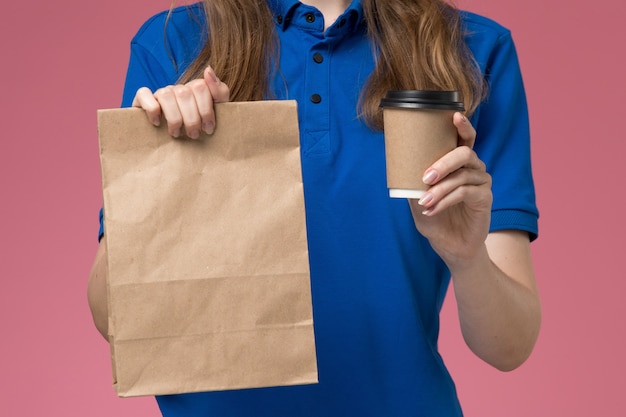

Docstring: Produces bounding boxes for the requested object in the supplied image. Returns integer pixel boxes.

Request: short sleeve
[120,6,206,107]
[98,6,206,240]
[466,20,539,241]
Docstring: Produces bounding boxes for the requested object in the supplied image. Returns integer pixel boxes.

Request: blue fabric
[101,0,539,415]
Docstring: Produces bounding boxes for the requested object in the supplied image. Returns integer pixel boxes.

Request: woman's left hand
[409,112,492,268]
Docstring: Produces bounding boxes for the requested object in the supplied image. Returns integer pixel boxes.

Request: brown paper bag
[97,101,317,397]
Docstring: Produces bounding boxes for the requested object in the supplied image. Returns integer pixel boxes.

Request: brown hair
[175,0,278,101]
[174,0,484,130]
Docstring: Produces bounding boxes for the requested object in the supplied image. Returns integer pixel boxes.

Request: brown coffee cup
[380,90,464,199]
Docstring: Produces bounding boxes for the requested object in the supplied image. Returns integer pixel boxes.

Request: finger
[194,66,230,135]
[172,84,203,139]
[188,78,216,135]
[418,167,492,210]
[423,146,485,186]
[453,112,476,148]
[132,87,162,126]
[203,66,230,103]
[154,86,184,137]
[420,183,492,217]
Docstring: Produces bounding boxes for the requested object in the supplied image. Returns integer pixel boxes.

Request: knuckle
[459,169,472,183]
[485,172,493,187]
[136,86,151,96]
[173,84,192,98]
[189,80,208,95]
[168,115,183,129]
[457,185,470,199]
[186,114,201,127]
[143,102,160,114]
[154,86,174,100]
[200,105,215,119]
[460,145,474,159]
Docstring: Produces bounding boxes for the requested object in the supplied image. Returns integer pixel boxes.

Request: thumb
[453,112,476,149]
[204,66,230,103]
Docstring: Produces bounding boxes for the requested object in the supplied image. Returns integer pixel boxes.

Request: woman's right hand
[132,66,231,139]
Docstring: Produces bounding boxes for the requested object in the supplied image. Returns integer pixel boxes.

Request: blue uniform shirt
[101,0,538,415]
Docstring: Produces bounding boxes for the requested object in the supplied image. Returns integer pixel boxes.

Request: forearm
[448,231,541,371]
[87,240,109,340]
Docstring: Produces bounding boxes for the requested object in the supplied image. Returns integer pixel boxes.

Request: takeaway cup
[380,90,464,199]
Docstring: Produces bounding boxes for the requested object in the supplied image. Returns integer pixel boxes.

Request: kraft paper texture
[98,101,317,397]
[383,108,457,191]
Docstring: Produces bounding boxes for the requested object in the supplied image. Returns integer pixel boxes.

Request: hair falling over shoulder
[175,0,278,101]
[361,0,485,128]
[173,0,485,130]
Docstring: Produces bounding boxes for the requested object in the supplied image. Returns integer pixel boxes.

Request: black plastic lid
[380,90,465,111]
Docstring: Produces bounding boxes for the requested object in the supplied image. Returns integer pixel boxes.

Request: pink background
[1,0,623,415]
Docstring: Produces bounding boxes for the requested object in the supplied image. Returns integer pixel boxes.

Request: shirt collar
[266,0,300,29]
[267,0,364,32]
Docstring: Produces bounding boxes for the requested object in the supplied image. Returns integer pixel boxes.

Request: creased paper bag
[97,101,317,398]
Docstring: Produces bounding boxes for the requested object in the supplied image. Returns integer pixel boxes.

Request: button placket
[303,44,330,156]
[309,48,325,106]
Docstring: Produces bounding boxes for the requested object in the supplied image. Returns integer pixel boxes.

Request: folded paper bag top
[98,100,318,397]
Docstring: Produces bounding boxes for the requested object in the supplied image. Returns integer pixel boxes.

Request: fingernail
[418,193,433,206]
[208,67,219,83]
[203,121,214,134]
[188,130,200,139]
[151,116,161,126]
[172,128,181,138]
[421,209,432,216]
[422,170,437,185]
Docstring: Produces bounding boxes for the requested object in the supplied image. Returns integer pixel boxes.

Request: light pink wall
[1,0,623,415]
[440,0,626,415]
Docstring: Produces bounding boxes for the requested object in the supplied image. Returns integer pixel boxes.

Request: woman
[89,0,541,415]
